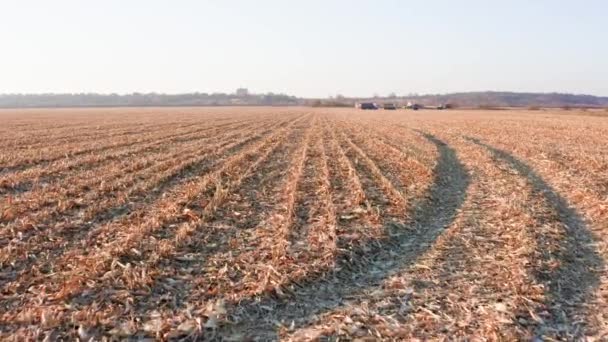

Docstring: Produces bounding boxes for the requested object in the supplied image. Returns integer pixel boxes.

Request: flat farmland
[0,107,607,340]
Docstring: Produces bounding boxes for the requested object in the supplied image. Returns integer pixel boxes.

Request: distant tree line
[1,91,607,108]
[394,92,608,108]
[0,92,301,108]
[340,92,608,109]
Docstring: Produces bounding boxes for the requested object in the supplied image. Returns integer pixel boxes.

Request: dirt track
[0,107,606,340]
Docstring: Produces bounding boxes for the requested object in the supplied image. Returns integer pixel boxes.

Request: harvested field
[0,107,607,340]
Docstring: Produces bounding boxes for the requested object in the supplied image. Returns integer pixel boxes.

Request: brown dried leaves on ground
[0,107,606,340]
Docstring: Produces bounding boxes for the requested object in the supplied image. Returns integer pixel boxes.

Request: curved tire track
[219,132,470,339]
[465,136,603,338]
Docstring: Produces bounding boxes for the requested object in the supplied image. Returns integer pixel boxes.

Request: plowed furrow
[4,121,187,150]
[0,118,254,180]
[366,123,437,169]
[321,119,371,253]
[1,108,603,340]
[0,122,158,147]
[0,134,262,287]
[0,118,251,175]
[213,128,464,340]
[167,119,312,305]
[0,118,260,197]
[0,114,235,147]
[335,125,407,221]
[0,119,293,295]
[286,124,338,276]
[340,123,431,203]
[0,115,309,329]
[60,118,311,334]
[228,116,316,297]
[0,118,276,229]
[0,128,274,268]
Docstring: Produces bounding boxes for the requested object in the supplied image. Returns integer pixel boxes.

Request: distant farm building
[235,88,249,97]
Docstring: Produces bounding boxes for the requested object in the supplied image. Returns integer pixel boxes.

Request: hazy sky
[1,0,607,97]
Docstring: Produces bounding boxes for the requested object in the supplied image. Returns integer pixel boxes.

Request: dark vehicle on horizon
[358,102,379,110]
[406,102,421,110]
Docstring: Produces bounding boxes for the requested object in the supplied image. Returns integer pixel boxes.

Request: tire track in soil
[217,131,470,340]
[3,116,314,334]
[465,136,603,339]
[0,116,298,298]
[86,117,313,339]
[379,133,526,339]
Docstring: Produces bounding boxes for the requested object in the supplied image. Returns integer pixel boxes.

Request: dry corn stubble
[0,107,606,340]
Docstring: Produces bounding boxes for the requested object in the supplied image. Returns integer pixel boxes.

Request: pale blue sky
[1,0,607,97]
